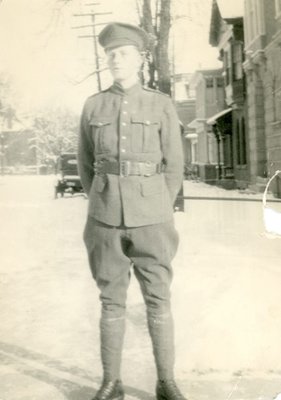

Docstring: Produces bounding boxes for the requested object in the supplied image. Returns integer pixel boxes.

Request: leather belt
[94,160,162,177]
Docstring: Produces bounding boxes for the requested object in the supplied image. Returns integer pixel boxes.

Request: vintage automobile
[54,153,84,198]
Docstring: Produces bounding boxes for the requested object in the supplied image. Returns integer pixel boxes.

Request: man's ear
[140,51,146,63]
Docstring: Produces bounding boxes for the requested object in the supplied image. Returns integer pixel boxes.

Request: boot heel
[156,380,187,399]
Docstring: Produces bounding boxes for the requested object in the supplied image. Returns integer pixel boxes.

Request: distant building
[173,73,196,166]
[173,73,195,101]
[188,69,225,183]
[208,0,248,189]
[243,0,281,195]
[0,108,35,173]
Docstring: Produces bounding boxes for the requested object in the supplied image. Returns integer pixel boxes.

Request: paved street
[0,175,281,400]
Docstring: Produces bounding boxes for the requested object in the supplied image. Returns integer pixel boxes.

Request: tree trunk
[155,0,171,95]
[141,0,157,89]
[141,0,171,95]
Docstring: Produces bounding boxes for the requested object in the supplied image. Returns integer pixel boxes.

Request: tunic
[78,81,184,227]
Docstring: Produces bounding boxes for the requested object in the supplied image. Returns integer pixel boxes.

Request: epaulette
[88,87,110,100]
[143,86,169,97]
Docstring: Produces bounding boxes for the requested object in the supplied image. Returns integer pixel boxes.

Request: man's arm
[77,100,95,196]
[161,97,184,204]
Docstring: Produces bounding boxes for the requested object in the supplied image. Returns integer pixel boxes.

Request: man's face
[106,45,143,82]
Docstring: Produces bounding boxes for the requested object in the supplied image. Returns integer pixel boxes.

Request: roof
[207,107,232,125]
[216,0,244,19]
[190,68,223,88]
[209,0,244,46]
[196,68,223,75]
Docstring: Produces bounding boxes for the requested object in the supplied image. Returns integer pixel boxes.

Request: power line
[73,3,112,90]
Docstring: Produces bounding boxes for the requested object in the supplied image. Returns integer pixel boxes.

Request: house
[243,0,281,195]
[208,0,249,189]
[188,68,225,183]
[0,106,35,174]
[173,73,196,166]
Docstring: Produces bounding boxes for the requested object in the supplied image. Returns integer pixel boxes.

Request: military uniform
[78,22,186,400]
[78,81,183,226]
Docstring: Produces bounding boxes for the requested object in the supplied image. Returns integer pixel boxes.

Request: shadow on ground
[0,341,154,400]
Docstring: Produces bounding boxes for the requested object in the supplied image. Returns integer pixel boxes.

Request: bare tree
[139,0,172,95]
[41,0,172,94]
[155,0,171,94]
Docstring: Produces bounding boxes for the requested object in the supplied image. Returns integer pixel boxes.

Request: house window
[206,78,214,88]
[241,118,247,165]
[275,0,281,16]
[216,77,224,87]
[224,49,232,86]
[245,0,266,46]
[248,0,257,41]
[274,87,281,122]
[236,117,247,166]
[233,42,243,81]
[236,120,241,165]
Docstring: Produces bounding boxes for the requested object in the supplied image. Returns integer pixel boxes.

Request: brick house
[208,0,249,189]
[243,0,281,195]
[188,69,225,183]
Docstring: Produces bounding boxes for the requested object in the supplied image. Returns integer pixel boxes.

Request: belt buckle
[120,160,130,177]
[144,161,153,177]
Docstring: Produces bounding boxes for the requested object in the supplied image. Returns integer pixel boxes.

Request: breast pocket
[131,114,160,153]
[90,117,114,154]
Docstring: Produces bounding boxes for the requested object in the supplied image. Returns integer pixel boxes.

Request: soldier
[78,22,186,400]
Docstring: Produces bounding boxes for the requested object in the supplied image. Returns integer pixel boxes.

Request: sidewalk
[183,179,277,200]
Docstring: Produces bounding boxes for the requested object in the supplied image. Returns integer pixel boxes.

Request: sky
[0,0,242,114]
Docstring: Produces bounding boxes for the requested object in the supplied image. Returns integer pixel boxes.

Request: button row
[121,99,128,157]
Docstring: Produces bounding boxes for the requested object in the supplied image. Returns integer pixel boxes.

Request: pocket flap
[93,175,107,192]
[90,117,113,127]
[131,114,159,125]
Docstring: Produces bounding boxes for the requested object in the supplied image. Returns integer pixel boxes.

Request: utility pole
[73,3,112,91]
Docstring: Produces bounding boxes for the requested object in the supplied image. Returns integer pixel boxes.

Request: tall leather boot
[147,312,187,400]
[92,315,125,400]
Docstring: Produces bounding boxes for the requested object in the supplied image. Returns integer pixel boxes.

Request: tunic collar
[110,80,142,96]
